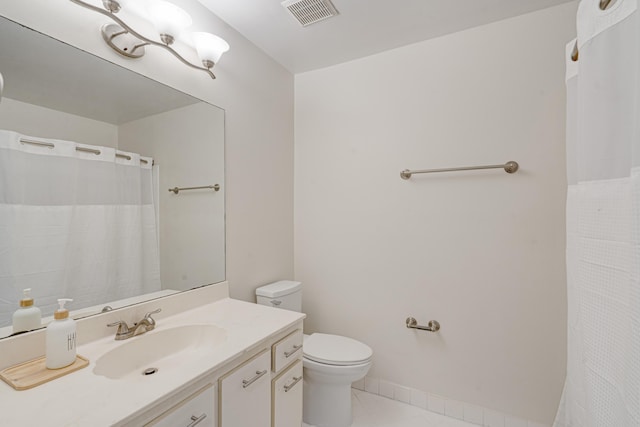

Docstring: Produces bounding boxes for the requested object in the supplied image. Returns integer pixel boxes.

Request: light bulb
[147,0,192,45]
[192,32,229,68]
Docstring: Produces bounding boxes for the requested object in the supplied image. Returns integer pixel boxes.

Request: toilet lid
[303,333,373,366]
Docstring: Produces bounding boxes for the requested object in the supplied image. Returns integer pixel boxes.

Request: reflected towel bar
[400,161,519,180]
[169,184,220,194]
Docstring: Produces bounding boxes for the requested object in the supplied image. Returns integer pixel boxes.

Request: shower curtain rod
[19,137,151,165]
[600,0,612,10]
[572,0,613,62]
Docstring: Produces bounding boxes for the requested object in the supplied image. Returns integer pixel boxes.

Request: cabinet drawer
[219,349,271,427]
[272,329,303,373]
[272,360,303,427]
[145,384,214,427]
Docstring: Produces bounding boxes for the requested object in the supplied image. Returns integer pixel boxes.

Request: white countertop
[0,297,305,426]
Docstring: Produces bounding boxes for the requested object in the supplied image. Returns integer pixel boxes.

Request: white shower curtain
[0,130,161,326]
[554,1,640,426]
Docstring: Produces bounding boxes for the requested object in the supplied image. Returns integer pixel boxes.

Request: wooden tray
[0,355,89,390]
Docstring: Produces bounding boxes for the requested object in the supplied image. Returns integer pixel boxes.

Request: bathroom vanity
[0,282,305,426]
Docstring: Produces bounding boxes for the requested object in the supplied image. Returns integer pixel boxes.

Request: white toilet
[256,280,372,427]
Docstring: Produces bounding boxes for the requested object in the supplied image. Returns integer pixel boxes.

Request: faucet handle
[143,308,161,330]
[107,320,130,337]
[144,308,161,318]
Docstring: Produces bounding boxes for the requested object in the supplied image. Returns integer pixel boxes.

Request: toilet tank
[255,280,302,312]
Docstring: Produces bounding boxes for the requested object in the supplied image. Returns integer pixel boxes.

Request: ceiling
[197,0,575,74]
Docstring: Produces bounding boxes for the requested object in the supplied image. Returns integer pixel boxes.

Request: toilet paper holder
[406,317,440,332]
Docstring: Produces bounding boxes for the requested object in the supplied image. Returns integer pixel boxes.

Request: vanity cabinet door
[219,349,271,427]
[271,360,303,427]
[145,384,214,427]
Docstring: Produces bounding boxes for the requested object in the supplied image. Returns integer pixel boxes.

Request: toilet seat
[303,333,373,366]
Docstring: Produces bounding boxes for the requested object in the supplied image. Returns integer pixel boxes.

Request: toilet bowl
[302,333,372,427]
[255,281,373,427]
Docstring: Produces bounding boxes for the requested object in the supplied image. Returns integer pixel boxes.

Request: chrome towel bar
[400,161,518,180]
[406,317,440,332]
[168,184,220,194]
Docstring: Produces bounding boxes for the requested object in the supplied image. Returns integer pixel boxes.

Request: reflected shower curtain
[554,1,640,426]
[0,130,161,326]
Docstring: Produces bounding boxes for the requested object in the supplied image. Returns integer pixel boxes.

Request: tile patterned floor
[303,389,477,427]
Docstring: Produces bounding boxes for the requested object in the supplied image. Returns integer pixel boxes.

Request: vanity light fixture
[70,0,229,79]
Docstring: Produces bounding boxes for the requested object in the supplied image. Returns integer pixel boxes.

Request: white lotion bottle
[46,298,77,369]
[12,288,42,333]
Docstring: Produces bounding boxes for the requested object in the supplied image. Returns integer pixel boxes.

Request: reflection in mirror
[0,15,225,339]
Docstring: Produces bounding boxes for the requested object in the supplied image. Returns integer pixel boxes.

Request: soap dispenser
[46,298,77,369]
[12,288,42,333]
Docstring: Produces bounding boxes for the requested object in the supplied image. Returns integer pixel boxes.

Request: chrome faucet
[107,308,161,340]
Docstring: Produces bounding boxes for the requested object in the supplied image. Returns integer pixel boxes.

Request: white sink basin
[93,325,227,380]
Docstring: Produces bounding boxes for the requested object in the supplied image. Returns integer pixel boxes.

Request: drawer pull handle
[284,344,302,358]
[284,375,303,392]
[186,413,207,427]
[242,369,268,388]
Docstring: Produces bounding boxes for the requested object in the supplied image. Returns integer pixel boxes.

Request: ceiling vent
[281,0,339,27]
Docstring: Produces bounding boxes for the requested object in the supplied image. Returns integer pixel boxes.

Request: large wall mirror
[0,16,225,339]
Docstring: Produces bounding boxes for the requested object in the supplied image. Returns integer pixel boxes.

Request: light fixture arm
[70,0,216,79]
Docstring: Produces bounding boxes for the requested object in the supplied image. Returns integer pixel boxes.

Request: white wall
[294,3,576,423]
[0,97,118,147]
[119,103,226,291]
[0,0,294,303]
